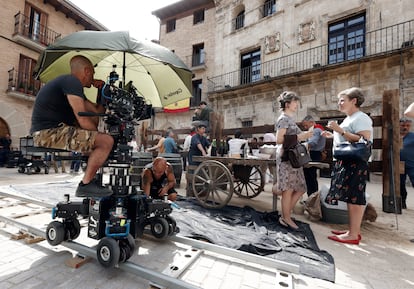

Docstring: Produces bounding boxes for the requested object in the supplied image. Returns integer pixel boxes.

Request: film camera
[45,69,178,268]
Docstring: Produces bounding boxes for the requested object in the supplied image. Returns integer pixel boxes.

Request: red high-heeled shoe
[328,235,360,245]
[331,230,362,240]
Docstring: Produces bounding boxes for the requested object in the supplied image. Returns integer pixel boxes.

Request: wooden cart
[190,156,275,209]
[190,156,330,210]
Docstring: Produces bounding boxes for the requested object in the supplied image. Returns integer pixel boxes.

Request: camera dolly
[45,162,178,268]
[44,73,177,267]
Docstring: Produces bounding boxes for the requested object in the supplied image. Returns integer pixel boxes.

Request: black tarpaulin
[172,198,335,282]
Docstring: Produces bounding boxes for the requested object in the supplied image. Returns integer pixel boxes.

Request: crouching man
[141,157,177,201]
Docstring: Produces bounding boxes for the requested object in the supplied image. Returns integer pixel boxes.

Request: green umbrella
[33,30,192,107]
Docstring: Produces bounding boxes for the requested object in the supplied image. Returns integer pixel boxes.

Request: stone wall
[0,0,97,145]
[209,52,414,130]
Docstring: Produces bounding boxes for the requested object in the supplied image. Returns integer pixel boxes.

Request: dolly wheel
[66,218,81,240]
[97,237,120,268]
[126,234,136,253]
[165,216,177,236]
[119,234,136,262]
[150,217,169,239]
[46,221,65,246]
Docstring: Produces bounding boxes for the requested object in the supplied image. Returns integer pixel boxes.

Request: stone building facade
[0,0,106,147]
[152,0,414,138]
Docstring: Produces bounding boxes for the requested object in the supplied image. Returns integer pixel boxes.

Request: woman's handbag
[333,137,372,162]
[288,143,312,168]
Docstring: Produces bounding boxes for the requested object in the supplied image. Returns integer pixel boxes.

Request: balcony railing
[7,68,41,97]
[208,19,414,93]
[184,51,207,68]
[13,12,61,47]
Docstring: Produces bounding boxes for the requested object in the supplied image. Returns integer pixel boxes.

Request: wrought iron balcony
[208,19,414,93]
[13,12,61,51]
[7,68,41,98]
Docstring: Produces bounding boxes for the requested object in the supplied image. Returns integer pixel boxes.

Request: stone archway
[0,101,31,149]
[0,117,10,137]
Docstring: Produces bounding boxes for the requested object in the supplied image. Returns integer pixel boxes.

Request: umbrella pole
[121,52,126,89]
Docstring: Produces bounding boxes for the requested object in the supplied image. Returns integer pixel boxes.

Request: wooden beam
[382,89,401,213]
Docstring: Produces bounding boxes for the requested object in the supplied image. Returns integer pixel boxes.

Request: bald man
[30,55,114,197]
[141,157,177,201]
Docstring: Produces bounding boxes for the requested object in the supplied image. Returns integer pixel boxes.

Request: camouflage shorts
[32,123,97,153]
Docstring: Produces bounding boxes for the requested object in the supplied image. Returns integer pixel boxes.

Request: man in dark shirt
[0,133,12,167]
[141,157,177,201]
[30,55,114,197]
[192,101,213,129]
[301,115,326,196]
[400,117,414,209]
[188,124,210,166]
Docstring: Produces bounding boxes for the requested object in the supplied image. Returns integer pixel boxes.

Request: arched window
[234,10,245,30]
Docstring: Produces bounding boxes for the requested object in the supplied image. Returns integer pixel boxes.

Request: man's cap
[302,115,315,122]
[400,117,412,123]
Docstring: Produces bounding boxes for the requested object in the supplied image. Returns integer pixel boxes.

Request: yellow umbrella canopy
[34,31,192,108]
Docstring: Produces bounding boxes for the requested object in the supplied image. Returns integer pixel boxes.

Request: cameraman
[30,55,114,197]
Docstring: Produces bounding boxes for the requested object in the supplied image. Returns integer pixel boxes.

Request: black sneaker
[75,180,113,197]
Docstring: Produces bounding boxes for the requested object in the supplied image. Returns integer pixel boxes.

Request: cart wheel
[18,167,25,173]
[150,217,169,239]
[46,221,65,246]
[165,216,177,236]
[233,165,265,198]
[65,218,81,240]
[192,160,233,209]
[97,237,120,268]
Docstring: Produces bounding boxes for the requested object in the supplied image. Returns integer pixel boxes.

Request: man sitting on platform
[141,157,177,201]
[30,55,113,197]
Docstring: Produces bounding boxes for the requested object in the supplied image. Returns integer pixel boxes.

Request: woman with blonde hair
[275,91,313,229]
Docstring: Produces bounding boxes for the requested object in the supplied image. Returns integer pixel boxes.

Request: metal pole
[0,214,201,289]
[171,235,300,274]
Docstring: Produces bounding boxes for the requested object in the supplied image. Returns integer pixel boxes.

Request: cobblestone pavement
[1,167,414,288]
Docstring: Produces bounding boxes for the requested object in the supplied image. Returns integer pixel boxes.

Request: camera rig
[45,69,178,268]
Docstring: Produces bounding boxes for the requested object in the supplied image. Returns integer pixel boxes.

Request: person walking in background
[301,115,326,196]
[275,91,313,230]
[261,131,277,182]
[399,117,414,209]
[163,129,178,154]
[127,136,138,152]
[146,135,165,154]
[322,87,373,245]
[188,124,210,166]
[228,130,248,158]
[0,133,12,167]
[182,127,196,171]
[70,151,82,173]
[263,131,276,143]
